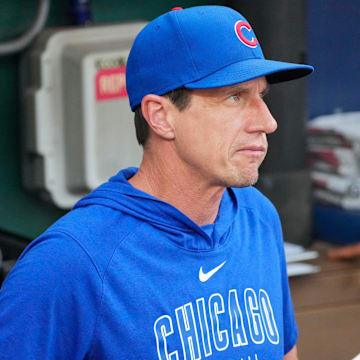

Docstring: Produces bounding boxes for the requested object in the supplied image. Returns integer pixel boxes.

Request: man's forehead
[223,77,268,92]
[191,76,268,98]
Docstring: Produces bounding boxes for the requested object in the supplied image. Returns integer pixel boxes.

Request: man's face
[171,76,277,188]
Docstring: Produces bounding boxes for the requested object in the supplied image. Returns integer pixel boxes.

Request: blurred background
[0,1,359,359]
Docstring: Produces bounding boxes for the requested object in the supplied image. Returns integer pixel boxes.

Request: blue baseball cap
[126,5,314,111]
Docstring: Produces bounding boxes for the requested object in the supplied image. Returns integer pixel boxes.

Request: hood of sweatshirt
[73,167,239,251]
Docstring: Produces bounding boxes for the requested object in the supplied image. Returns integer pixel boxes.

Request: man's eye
[259,92,267,99]
[228,95,241,102]
[260,88,269,99]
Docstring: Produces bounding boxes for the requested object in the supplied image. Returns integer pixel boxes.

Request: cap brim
[184,58,313,89]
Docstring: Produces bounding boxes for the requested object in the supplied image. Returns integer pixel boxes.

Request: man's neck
[128,148,225,226]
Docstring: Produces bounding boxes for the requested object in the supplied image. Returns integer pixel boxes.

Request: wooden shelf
[289,242,360,360]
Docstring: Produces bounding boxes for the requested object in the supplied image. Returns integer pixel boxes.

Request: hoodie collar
[74,167,238,251]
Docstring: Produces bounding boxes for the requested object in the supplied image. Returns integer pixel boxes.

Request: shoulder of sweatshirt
[21,204,144,281]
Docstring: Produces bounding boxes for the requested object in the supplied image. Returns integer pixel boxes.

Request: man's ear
[141,94,175,141]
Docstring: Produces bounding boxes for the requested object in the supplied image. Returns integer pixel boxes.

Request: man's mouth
[236,145,266,157]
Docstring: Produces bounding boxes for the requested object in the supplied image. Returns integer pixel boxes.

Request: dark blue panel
[314,204,360,245]
[307,0,360,118]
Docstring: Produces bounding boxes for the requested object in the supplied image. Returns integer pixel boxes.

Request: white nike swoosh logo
[199,261,226,282]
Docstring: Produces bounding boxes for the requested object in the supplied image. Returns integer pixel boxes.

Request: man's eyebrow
[223,83,251,95]
[223,82,270,98]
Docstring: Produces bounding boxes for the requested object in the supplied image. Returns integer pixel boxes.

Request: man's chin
[225,172,259,189]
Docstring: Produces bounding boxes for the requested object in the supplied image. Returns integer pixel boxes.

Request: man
[0,5,313,359]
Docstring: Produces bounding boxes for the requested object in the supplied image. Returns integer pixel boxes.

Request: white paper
[284,242,319,264]
[287,263,320,277]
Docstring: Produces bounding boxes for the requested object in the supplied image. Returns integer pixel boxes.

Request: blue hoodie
[0,167,297,359]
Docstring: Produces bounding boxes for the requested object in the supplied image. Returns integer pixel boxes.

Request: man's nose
[263,102,277,134]
[248,99,278,134]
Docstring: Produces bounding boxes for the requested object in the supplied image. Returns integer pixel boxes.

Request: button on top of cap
[171,7,183,11]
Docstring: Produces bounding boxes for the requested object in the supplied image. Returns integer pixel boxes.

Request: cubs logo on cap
[234,20,258,48]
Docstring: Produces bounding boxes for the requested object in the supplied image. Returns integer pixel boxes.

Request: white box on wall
[21,22,146,209]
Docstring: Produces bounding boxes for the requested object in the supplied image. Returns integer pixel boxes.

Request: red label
[234,20,258,48]
[95,66,127,101]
